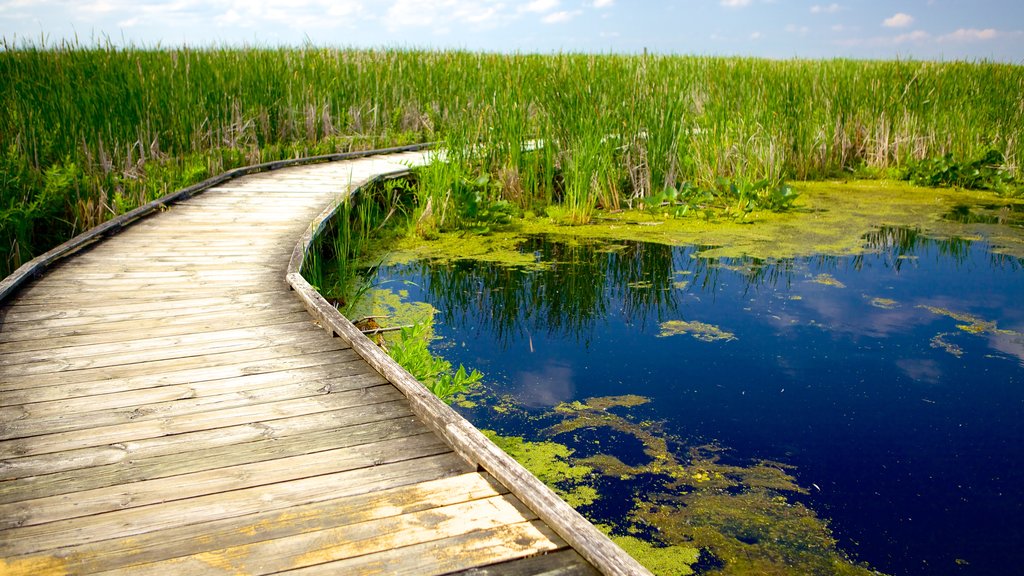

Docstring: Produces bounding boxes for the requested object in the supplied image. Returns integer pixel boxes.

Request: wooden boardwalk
[0,150,648,575]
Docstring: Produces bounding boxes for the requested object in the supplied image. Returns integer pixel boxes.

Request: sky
[1,0,1022,62]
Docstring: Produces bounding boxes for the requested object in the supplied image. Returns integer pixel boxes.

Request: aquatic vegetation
[919,305,1018,337]
[868,297,899,309]
[930,333,964,357]
[904,150,1021,196]
[361,219,1023,575]
[658,320,737,342]
[630,492,876,576]
[607,534,700,576]
[5,44,1023,276]
[386,323,482,403]
[811,274,846,288]
[489,395,879,575]
[482,430,598,507]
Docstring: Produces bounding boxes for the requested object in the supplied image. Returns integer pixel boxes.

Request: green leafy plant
[644,178,799,218]
[388,323,482,403]
[904,150,1020,195]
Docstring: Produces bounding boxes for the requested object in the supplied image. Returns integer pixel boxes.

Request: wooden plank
[0,323,328,375]
[1,400,412,481]
[0,291,287,316]
[0,431,449,530]
[0,305,308,343]
[0,354,373,410]
[279,520,565,576]
[0,371,388,440]
[0,383,390,458]
[448,550,600,576]
[0,348,358,405]
[0,410,424,504]
[0,363,382,419]
[0,472,503,575]
[94,495,545,576]
[0,317,318,358]
[6,286,291,305]
[0,452,468,557]
[0,313,315,354]
[0,339,352,393]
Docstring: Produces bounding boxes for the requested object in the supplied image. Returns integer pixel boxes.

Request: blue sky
[2,0,1022,62]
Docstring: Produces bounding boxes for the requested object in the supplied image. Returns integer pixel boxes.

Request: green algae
[868,297,899,309]
[381,180,1024,267]
[527,395,878,575]
[658,320,737,342]
[555,395,651,414]
[918,305,1018,336]
[930,333,964,357]
[631,492,876,576]
[609,535,700,576]
[347,287,437,334]
[481,430,598,507]
[811,274,846,288]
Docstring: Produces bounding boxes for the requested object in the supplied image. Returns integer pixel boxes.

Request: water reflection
[369,224,1024,576]
[380,228,1021,348]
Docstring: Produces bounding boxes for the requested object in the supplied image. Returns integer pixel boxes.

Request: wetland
[348,181,1024,576]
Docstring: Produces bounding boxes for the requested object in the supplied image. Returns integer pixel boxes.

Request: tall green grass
[3,41,1021,276]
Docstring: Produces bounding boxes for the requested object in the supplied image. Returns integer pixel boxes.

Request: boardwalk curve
[0,149,650,575]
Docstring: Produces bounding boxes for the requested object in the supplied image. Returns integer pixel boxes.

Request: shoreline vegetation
[3,43,1022,277]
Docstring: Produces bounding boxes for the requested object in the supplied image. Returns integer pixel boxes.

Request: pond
[357,204,1024,575]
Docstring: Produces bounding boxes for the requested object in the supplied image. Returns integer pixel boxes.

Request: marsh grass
[3,42,1021,275]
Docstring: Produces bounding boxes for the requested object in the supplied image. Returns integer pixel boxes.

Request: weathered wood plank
[0,363,382,420]
[0,472,502,575]
[0,318,319,359]
[1,325,329,375]
[0,339,353,393]
[0,411,425,505]
[0,306,308,344]
[0,291,286,316]
[0,384,392,458]
[0,431,450,530]
[95,495,545,576]
[0,372,389,440]
[280,520,565,576]
[448,550,601,576]
[0,355,374,412]
[0,399,412,481]
[0,452,469,558]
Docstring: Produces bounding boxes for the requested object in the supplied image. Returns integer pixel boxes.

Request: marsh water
[367,223,1023,575]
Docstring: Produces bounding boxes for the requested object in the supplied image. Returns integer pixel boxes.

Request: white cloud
[592,0,614,7]
[810,3,841,14]
[893,29,929,43]
[883,12,914,28]
[522,0,558,13]
[213,0,366,30]
[749,31,762,40]
[386,0,509,30]
[720,0,751,7]
[542,9,581,23]
[785,24,809,35]
[938,28,999,42]
[837,28,930,47]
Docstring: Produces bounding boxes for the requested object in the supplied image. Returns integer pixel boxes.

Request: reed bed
[2,42,1021,276]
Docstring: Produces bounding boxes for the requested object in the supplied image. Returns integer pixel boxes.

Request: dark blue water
[372,227,1024,576]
